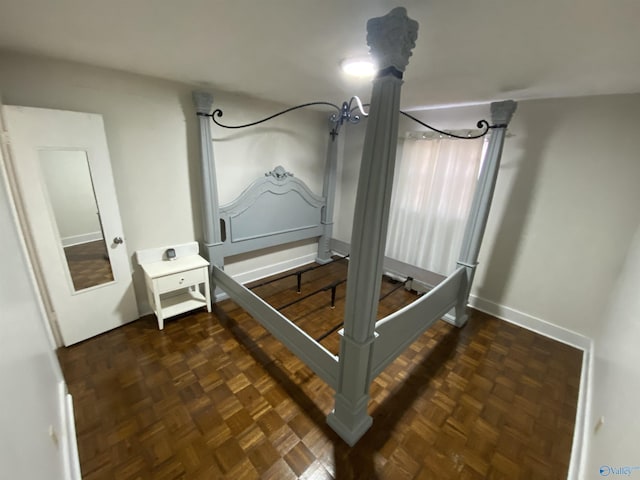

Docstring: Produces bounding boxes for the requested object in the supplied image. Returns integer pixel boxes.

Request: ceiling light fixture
[340,58,376,78]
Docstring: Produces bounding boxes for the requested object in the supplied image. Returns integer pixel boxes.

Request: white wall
[0,50,329,313]
[0,142,76,478]
[337,94,640,340]
[477,94,640,339]
[586,222,640,478]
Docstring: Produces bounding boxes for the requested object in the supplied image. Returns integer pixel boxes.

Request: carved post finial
[193,91,214,115]
[366,7,419,74]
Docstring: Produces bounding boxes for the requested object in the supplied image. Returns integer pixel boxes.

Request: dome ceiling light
[340,57,376,78]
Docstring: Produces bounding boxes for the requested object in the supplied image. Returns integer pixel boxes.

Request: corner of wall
[468,294,593,480]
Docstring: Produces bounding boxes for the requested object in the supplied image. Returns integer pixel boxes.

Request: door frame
[0,104,64,346]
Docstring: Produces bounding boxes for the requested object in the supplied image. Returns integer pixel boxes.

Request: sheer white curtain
[386,134,485,275]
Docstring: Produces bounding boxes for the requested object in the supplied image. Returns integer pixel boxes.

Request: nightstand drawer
[156,267,205,294]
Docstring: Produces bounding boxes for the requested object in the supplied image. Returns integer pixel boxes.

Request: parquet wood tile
[58,260,582,479]
[64,239,114,290]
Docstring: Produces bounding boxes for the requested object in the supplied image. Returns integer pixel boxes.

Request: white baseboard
[58,381,81,480]
[468,294,593,480]
[468,294,591,350]
[329,237,350,256]
[61,231,103,247]
[571,341,594,480]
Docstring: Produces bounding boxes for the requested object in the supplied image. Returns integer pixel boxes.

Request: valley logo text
[600,465,640,476]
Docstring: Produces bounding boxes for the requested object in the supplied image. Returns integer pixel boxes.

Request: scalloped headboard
[217,166,325,257]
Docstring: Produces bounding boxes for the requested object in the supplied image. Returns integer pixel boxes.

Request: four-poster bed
[192,7,516,445]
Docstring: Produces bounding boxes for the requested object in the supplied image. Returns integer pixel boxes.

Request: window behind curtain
[386,134,485,275]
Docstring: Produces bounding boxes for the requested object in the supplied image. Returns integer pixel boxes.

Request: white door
[3,105,138,345]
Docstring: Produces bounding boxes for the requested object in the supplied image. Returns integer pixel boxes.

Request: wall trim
[468,294,591,350]
[58,381,81,480]
[572,340,594,480]
[60,231,103,247]
[329,237,349,256]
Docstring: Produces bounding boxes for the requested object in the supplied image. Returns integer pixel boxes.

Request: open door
[4,106,138,345]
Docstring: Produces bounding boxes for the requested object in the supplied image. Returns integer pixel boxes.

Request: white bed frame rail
[372,266,467,378]
[213,265,339,388]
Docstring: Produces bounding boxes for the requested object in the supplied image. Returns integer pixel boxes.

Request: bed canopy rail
[207,96,368,136]
[192,6,516,446]
[399,111,492,139]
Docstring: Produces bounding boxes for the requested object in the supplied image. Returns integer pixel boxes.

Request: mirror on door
[38,150,115,291]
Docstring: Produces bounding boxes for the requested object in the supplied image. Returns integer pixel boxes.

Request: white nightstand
[137,242,211,330]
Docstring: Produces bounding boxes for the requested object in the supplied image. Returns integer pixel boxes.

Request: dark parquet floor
[64,239,114,290]
[58,259,582,479]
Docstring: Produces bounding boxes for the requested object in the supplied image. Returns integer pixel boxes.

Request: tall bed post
[449,100,517,326]
[193,92,224,271]
[316,129,339,264]
[327,7,418,446]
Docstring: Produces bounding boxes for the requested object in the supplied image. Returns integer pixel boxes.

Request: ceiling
[1,0,640,110]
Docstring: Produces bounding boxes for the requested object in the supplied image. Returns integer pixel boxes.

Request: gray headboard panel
[218,166,325,257]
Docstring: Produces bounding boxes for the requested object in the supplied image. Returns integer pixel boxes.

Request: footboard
[371,266,467,377]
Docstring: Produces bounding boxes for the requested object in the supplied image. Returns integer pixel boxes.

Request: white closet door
[4,105,138,345]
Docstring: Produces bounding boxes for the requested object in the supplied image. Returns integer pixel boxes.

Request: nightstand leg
[204,280,212,313]
[153,289,164,330]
